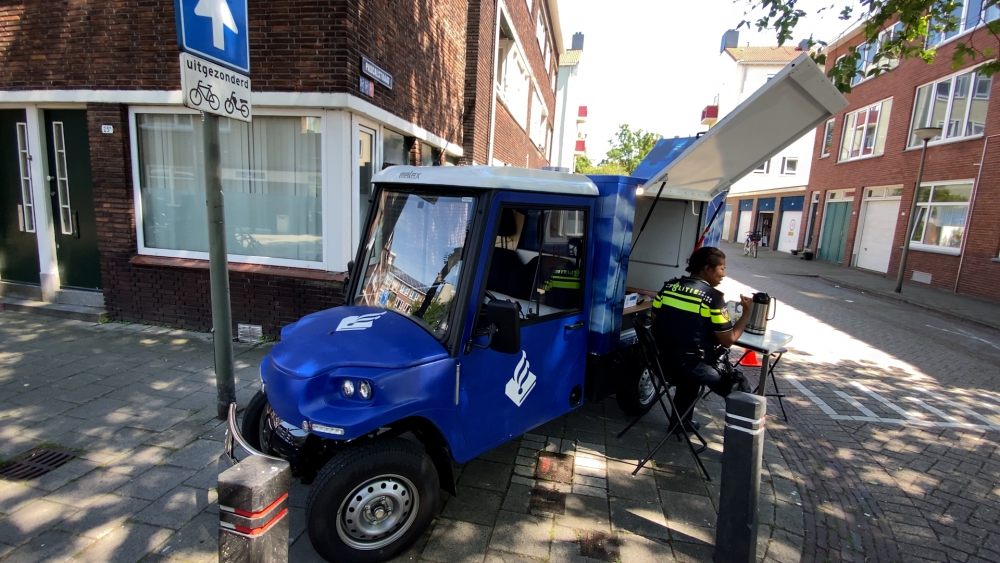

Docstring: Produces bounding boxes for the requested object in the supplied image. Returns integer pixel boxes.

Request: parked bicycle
[224,92,250,118]
[188,81,220,111]
[743,231,762,258]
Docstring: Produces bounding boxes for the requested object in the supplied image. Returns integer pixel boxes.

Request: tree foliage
[575,155,630,175]
[597,124,662,175]
[742,0,1000,92]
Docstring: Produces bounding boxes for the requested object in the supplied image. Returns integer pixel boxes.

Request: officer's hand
[739,294,753,312]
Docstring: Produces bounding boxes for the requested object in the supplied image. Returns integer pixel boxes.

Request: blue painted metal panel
[739,199,754,211]
[585,176,639,356]
[780,195,805,211]
[701,191,729,248]
[757,197,776,212]
[631,137,698,182]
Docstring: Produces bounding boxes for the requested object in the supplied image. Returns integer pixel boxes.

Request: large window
[909,68,992,147]
[135,113,322,264]
[529,90,547,151]
[496,14,530,129]
[929,0,1000,46]
[851,23,903,87]
[910,183,972,251]
[821,119,835,157]
[839,98,893,161]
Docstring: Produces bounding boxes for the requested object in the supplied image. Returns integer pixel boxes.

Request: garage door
[722,210,732,241]
[856,200,899,273]
[777,211,801,253]
[738,210,752,241]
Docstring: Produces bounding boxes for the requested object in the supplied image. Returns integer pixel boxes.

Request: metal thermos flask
[744,292,776,335]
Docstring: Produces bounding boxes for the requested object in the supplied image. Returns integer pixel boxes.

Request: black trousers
[658,349,735,423]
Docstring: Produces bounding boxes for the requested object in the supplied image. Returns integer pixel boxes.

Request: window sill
[129,255,346,282]
[904,134,984,151]
[991,258,1000,263]
[906,244,961,257]
[836,153,885,164]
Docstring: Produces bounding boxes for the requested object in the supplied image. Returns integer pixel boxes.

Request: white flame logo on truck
[505,351,538,407]
[336,312,386,332]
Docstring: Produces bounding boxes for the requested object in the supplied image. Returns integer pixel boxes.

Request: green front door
[818,201,850,263]
[0,110,41,285]
[44,110,102,290]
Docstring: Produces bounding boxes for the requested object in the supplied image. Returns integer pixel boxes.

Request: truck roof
[372,166,600,197]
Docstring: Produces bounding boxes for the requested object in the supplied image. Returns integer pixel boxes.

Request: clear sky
[558,0,861,161]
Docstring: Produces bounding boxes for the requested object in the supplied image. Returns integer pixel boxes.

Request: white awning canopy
[641,54,848,201]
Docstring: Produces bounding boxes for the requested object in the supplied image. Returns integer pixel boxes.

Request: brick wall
[85,103,343,337]
[0,0,467,147]
[462,0,496,164]
[805,23,1000,299]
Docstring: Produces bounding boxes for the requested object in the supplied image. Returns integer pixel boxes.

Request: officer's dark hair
[685,247,726,275]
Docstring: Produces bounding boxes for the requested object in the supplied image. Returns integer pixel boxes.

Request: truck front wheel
[306,438,439,563]
[616,364,659,416]
[240,390,268,451]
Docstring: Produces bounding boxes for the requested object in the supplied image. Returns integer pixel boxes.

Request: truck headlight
[341,379,355,398]
[358,380,373,400]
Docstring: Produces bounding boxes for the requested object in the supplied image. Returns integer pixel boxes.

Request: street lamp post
[894,126,942,293]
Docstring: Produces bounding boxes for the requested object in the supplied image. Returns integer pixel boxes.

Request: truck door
[457,194,593,451]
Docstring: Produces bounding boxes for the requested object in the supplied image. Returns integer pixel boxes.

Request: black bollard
[218,455,291,563]
[714,392,767,563]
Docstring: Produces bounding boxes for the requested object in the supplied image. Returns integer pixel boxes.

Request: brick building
[801,6,1000,301]
[0,0,566,335]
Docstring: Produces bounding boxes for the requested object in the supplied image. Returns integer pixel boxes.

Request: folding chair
[617,324,711,481]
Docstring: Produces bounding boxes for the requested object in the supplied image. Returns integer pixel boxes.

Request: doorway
[818,201,851,263]
[353,120,380,244]
[44,110,101,290]
[757,212,773,247]
[0,109,41,285]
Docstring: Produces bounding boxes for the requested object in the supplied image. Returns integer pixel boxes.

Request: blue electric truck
[225,54,847,563]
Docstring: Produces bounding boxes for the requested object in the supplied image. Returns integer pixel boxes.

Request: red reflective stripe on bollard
[220,493,289,518]
[221,508,289,537]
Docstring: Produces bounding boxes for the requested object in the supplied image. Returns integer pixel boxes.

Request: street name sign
[361,56,393,89]
[180,53,252,122]
[175,0,250,75]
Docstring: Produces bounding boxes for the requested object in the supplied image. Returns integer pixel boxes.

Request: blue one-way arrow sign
[175,0,250,75]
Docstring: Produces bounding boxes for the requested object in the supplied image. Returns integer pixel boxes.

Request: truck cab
[228,54,847,563]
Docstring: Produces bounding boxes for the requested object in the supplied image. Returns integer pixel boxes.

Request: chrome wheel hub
[337,475,419,550]
[638,368,656,405]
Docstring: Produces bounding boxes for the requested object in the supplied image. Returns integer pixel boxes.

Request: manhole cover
[580,530,620,561]
[529,487,566,515]
[535,452,573,483]
[0,448,77,481]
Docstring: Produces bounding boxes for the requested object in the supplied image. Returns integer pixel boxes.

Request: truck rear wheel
[616,364,659,416]
[240,390,268,451]
[306,438,439,563]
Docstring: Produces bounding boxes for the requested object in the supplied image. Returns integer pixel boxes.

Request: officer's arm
[714,312,749,348]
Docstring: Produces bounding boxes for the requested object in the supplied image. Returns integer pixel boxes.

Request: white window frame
[909,179,973,255]
[495,2,551,131]
[529,89,548,151]
[15,122,36,233]
[752,159,770,174]
[821,118,835,157]
[781,157,799,175]
[129,105,330,270]
[851,22,903,87]
[536,11,546,57]
[907,65,992,148]
[928,1,1000,48]
[839,97,893,162]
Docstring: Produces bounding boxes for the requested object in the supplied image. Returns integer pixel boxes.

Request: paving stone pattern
[0,312,802,562]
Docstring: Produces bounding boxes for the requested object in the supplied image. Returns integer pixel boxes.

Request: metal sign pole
[203,111,236,419]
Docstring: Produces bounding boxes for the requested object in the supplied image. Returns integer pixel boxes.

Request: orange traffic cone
[739,350,762,367]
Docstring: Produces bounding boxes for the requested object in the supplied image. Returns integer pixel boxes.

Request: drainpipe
[953,133,1000,293]
[487,0,502,165]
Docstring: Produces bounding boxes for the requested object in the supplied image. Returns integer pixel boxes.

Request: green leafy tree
[742,0,1000,92]
[599,124,662,175]
[575,155,630,175]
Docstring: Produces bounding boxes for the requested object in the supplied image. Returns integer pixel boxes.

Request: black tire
[743,239,752,256]
[616,362,659,416]
[306,438,439,563]
[240,390,268,451]
[751,243,758,258]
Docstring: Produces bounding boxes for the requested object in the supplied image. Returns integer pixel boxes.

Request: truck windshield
[354,189,476,339]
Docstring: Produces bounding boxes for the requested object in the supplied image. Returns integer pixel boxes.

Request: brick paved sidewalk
[0,311,803,563]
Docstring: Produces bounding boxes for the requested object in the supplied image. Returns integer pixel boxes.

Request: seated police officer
[650,247,753,430]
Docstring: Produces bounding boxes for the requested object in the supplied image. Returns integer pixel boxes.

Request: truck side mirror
[486,300,521,354]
